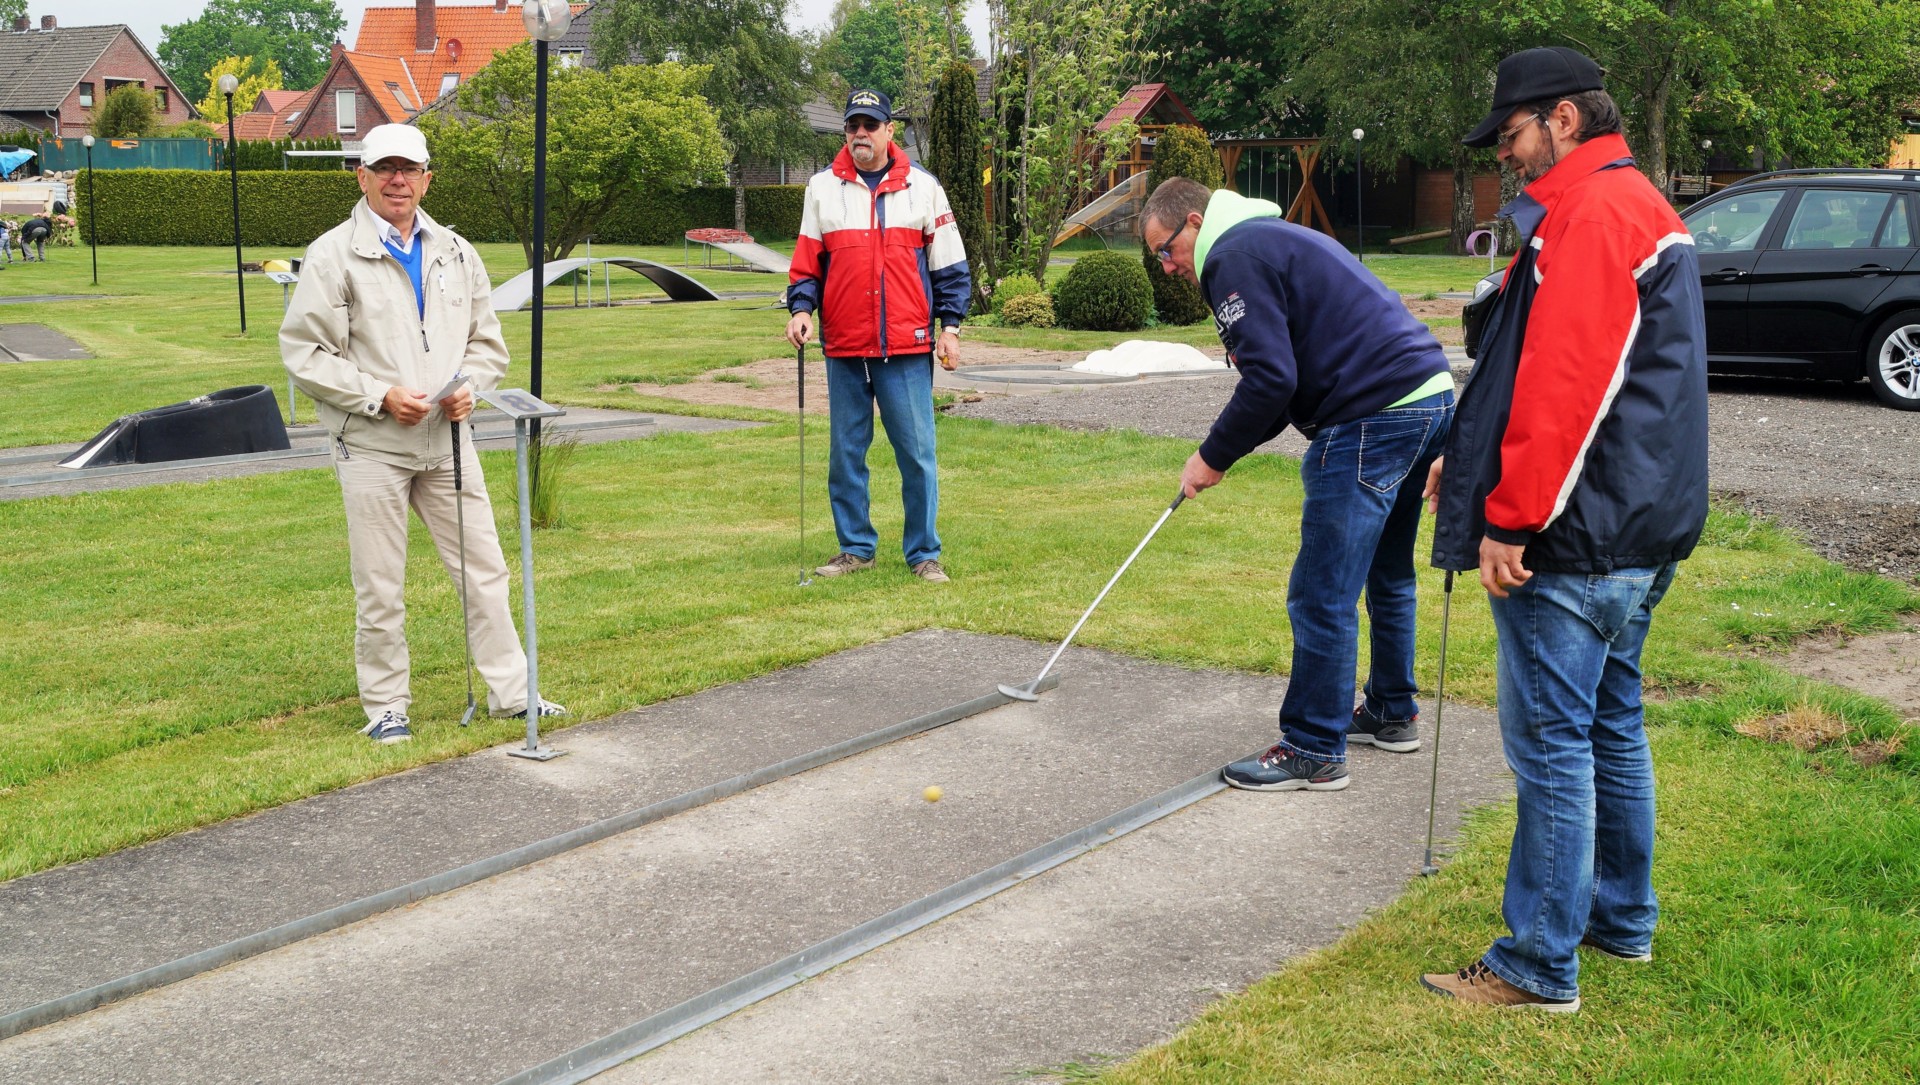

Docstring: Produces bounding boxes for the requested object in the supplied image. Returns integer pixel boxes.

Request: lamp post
[522,0,573,443]
[1352,127,1366,263]
[219,73,247,332]
[81,133,96,285]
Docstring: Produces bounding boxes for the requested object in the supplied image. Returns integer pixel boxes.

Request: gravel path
[950,367,1920,583]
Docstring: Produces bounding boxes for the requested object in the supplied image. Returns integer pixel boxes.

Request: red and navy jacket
[1431,134,1709,574]
[788,147,971,359]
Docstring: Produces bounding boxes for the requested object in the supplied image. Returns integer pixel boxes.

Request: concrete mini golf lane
[0,633,1508,1083]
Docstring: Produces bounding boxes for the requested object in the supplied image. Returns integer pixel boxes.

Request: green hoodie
[1192,189,1287,280]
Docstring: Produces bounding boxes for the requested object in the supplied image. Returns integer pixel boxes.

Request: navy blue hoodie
[1194,190,1449,470]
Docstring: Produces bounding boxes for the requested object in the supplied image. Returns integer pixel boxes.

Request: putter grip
[1170,490,1186,511]
[451,421,462,489]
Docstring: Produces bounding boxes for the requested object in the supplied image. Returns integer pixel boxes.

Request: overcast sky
[50,0,987,76]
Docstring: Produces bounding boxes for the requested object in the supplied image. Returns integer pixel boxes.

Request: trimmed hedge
[1053,250,1153,331]
[74,169,807,247]
[1000,292,1055,328]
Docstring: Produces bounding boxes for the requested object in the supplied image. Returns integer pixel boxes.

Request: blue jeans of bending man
[825,354,941,566]
[1275,391,1453,763]
[1480,562,1676,1002]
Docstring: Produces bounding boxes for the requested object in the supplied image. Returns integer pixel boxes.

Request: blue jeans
[825,354,941,566]
[1481,562,1676,1000]
[1276,391,1453,763]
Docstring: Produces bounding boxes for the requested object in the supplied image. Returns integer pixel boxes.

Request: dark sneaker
[1222,745,1350,791]
[1420,961,1580,1012]
[814,553,875,578]
[1348,704,1421,753]
[360,710,412,745]
[1580,936,1652,962]
[493,698,570,720]
[911,559,950,583]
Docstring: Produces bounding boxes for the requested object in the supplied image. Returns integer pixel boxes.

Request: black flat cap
[1462,47,1604,148]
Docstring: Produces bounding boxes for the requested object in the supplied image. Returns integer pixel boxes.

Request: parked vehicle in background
[1467,168,1920,410]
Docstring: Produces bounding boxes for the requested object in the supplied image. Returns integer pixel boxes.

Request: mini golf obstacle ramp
[56,385,289,469]
[490,257,720,313]
[683,228,792,275]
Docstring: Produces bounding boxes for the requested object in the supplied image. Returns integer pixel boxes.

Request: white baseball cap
[358,123,430,166]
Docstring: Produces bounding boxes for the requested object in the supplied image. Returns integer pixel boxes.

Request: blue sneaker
[360,710,412,744]
[1222,744,1350,791]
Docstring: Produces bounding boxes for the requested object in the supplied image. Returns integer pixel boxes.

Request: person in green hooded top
[1142,177,1456,793]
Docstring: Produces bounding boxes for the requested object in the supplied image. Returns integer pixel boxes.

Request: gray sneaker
[492,698,570,720]
[815,553,875,578]
[911,559,950,583]
[1348,704,1421,753]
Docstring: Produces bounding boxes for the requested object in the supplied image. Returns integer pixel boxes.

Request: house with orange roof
[231,88,314,140]
[286,42,426,145]
[355,0,585,106]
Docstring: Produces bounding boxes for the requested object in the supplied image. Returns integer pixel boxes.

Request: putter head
[798,574,814,587]
[997,682,1041,703]
[460,702,477,728]
[1420,863,1440,877]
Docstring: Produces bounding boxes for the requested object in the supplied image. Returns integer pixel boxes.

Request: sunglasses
[844,117,885,134]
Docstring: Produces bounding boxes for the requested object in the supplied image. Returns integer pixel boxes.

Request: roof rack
[1729,167,1920,188]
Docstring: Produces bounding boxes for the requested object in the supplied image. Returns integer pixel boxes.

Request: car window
[1877,195,1913,248]
[1782,189,1895,250]
[1687,191,1782,252]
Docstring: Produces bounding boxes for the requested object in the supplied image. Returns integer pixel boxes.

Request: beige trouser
[335,438,529,720]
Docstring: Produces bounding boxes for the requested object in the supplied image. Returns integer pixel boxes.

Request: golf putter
[797,342,812,586]
[452,418,478,727]
[1420,569,1455,875]
[999,489,1188,702]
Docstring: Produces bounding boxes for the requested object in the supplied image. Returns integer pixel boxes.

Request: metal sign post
[267,270,300,423]
[479,387,569,761]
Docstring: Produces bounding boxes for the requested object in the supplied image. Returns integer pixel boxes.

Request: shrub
[1052,250,1152,331]
[1000,292,1055,328]
[1143,123,1221,325]
[92,84,160,138]
[990,272,1044,313]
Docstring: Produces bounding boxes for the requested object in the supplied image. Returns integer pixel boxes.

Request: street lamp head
[218,73,240,96]
[1701,139,1712,151]
[522,0,572,41]
[82,134,94,148]
[1353,128,1366,141]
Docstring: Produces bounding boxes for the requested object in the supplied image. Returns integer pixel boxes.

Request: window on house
[386,82,413,112]
[439,73,460,96]
[154,87,168,112]
[559,50,583,68]
[336,89,357,133]
[78,82,94,108]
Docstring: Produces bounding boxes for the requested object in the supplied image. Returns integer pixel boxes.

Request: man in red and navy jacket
[1420,47,1708,1015]
[786,89,972,584]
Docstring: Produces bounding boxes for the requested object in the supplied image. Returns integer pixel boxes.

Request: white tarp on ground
[1072,339,1228,376]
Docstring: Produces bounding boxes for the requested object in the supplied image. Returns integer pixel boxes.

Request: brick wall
[55,31,193,135]
[739,152,830,187]
[289,67,384,142]
[1412,166,1506,230]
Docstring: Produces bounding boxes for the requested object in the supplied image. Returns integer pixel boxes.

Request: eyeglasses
[1495,114,1544,150]
[1153,220,1192,262]
[367,163,428,180]
[844,117,885,134]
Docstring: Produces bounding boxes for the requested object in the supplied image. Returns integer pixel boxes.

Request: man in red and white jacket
[785,89,972,584]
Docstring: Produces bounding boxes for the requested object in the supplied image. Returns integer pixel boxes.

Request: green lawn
[3,245,1916,1079]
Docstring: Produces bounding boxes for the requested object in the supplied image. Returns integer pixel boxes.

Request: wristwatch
[942,323,961,337]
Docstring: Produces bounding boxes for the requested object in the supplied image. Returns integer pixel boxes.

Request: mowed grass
[0,242,1477,447]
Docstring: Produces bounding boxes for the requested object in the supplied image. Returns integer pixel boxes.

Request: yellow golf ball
[922,785,943,803]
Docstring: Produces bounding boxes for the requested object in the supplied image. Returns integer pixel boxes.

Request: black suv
[1467,168,1920,410]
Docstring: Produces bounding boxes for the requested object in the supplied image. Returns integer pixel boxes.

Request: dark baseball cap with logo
[844,89,892,124]
[1461,46,1605,148]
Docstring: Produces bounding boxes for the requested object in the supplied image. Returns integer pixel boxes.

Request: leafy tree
[927,59,988,310]
[1731,0,1920,168]
[91,84,160,138]
[195,57,285,125]
[0,0,23,27]
[988,0,1154,279]
[1141,123,1219,324]
[164,120,221,138]
[417,47,728,264]
[1146,1,1305,135]
[592,0,825,231]
[819,1,976,104]
[895,1,974,147]
[158,0,345,104]
[1290,0,1524,254]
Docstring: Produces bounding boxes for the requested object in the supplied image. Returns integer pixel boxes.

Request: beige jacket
[280,199,510,469]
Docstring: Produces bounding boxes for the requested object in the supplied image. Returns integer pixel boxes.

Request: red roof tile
[1094,82,1200,133]
[342,50,425,120]
[355,3,583,102]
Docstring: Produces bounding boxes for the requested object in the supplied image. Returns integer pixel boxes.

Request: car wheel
[1865,310,1920,410]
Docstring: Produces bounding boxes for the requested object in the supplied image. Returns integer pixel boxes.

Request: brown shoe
[911,559,950,583]
[815,553,875,578]
[1419,961,1580,1012]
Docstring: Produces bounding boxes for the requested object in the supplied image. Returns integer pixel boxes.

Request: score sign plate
[265,271,300,285]
[479,388,566,420]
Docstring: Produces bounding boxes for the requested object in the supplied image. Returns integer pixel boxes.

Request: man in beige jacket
[281,123,564,744]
